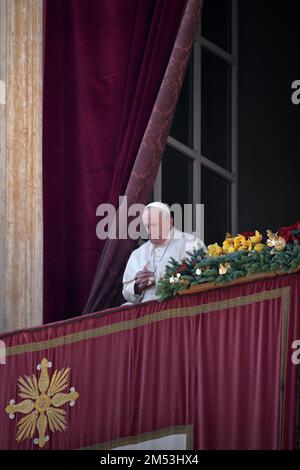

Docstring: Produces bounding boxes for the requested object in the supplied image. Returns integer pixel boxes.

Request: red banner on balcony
[0,273,299,450]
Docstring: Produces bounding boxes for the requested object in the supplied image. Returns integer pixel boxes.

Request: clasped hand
[134,267,155,295]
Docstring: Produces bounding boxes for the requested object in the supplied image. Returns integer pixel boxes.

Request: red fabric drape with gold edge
[1,274,299,450]
[83,0,204,315]
[43,0,194,323]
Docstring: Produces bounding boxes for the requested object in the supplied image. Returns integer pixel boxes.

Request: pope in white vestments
[122,202,207,304]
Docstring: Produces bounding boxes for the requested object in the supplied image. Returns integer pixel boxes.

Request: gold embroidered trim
[6,288,290,357]
[78,424,193,450]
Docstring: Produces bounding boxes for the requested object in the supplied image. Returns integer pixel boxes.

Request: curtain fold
[43,0,204,322]
[83,0,204,314]
[43,0,195,323]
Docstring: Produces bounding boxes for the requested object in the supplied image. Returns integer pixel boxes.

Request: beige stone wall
[0,0,43,332]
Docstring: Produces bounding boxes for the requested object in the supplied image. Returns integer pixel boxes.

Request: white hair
[143,201,171,217]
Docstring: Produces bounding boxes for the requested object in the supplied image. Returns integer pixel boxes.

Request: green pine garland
[156,242,300,301]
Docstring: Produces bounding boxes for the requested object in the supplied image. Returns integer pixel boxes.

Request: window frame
[154,0,238,240]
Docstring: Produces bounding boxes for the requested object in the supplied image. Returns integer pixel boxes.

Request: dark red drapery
[43,0,193,323]
[83,0,204,314]
[1,274,299,449]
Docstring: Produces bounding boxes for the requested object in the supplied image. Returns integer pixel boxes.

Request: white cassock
[122,227,207,304]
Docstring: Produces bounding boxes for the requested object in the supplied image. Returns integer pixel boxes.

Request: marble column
[0,0,43,331]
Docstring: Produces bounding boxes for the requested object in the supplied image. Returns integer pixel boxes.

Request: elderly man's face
[142,208,172,245]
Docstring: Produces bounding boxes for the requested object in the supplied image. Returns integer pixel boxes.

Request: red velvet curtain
[43,0,195,323]
[1,274,299,449]
[83,0,204,314]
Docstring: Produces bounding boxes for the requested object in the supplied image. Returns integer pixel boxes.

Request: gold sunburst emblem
[5,358,79,448]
